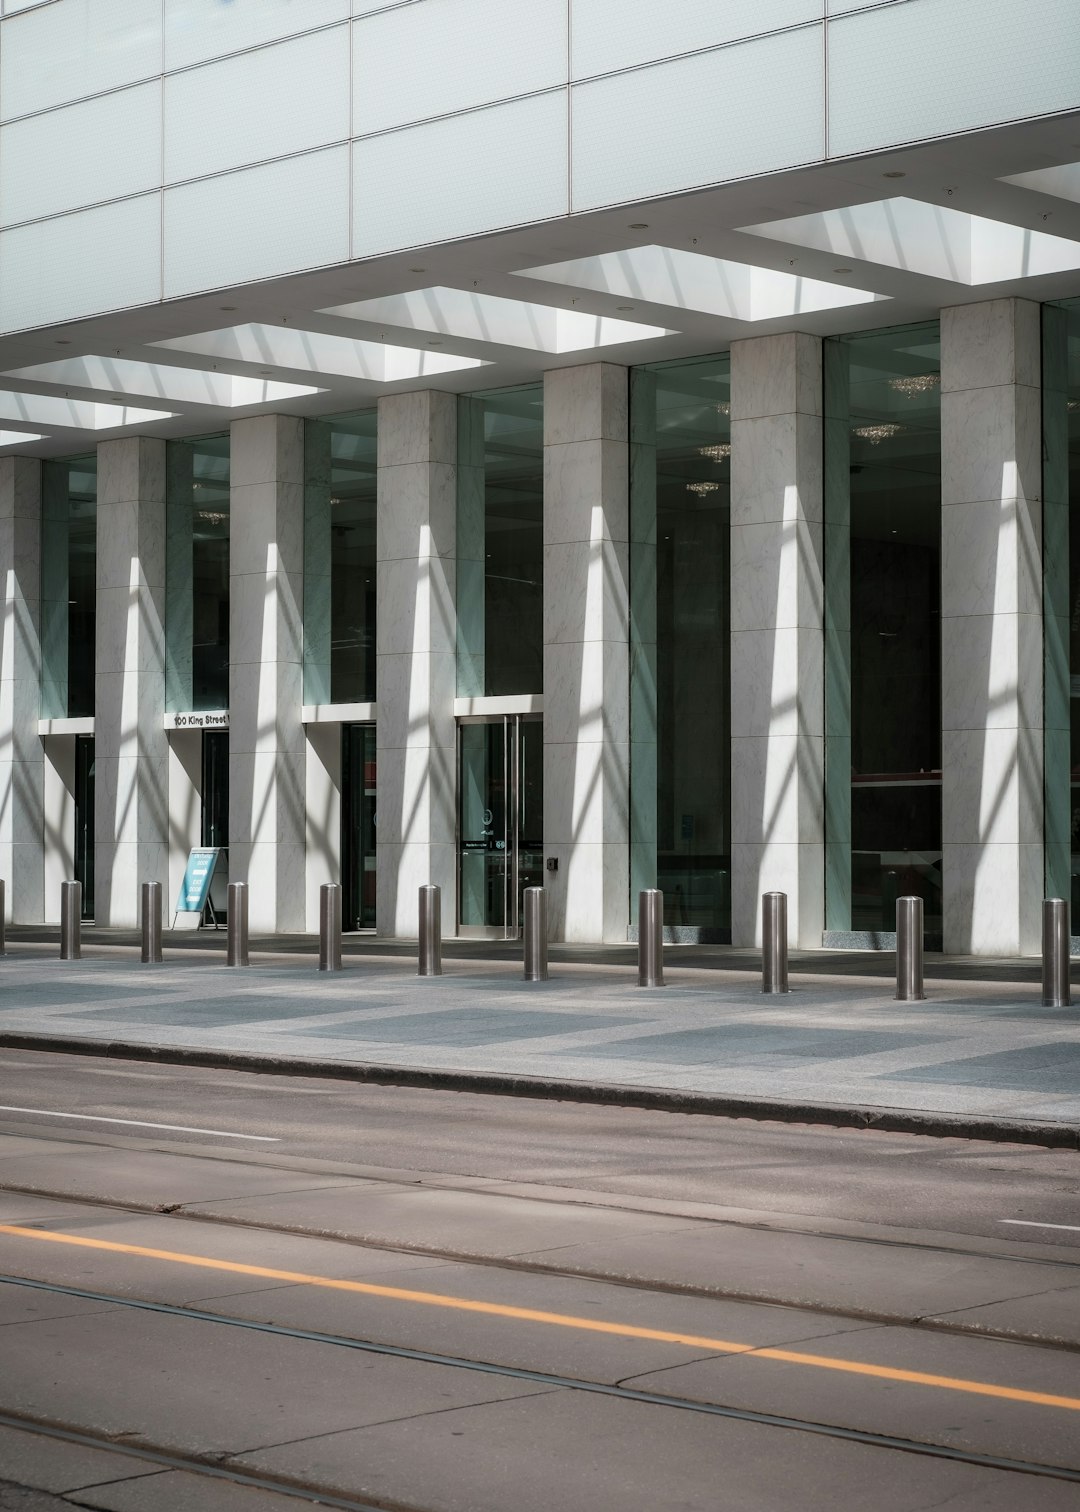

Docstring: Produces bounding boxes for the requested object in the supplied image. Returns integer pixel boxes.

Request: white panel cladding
[0,0,162,121]
[164,0,349,71]
[353,91,567,257]
[828,0,1080,157]
[571,26,823,211]
[572,0,821,79]
[163,147,349,297]
[0,82,161,228]
[353,0,567,135]
[0,194,160,334]
[164,27,349,183]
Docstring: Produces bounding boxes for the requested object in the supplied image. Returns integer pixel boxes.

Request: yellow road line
[2,1222,1078,1412]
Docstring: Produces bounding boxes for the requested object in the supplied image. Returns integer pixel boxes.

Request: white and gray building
[2,0,1080,956]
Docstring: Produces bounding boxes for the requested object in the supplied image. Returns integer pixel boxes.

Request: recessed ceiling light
[883,170,906,179]
[220,305,237,311]
[616,305,635,311]
[833,267,852,274]
[629,222,649,229]
[409,267,426,273]
[55,339,71,345]
[428,339,443,346]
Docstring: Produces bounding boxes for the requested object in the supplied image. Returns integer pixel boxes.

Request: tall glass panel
[166,434,230,711]
[457,385,543,696]
[1043,300,1080,915]
[824,323,942,943]
[304,411,377,705]
[41,455,97,718]
[342,723,377,931]
[74,734,94,920]
[629,356,731,939]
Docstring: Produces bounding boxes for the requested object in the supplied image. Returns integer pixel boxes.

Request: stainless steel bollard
[60,880,81,961]
[318,882,343,972]
[0,878,6,956]
[523,887,548,982]
[1042,897,1071,1008]
[637,889,664,987]
[140,880,163,964]
[895,895,925,1001]
[762,892,789,994]
[418,884,442,977]
[227,881,249,968]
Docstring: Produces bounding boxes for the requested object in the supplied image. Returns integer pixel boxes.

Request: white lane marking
[999,1219,1080,1234]
[0,1106,279,1142]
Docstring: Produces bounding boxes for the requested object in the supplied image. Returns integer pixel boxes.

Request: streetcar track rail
[0,1405,405,1512]
[2,1177,1080,1357]
[2,1274,1079,1489]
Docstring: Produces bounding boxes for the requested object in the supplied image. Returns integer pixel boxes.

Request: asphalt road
[1,1049,1079,1511]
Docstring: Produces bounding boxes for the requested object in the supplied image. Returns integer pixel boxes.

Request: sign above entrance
[164,710,229,731]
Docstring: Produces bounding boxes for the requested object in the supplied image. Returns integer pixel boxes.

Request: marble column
[0,457,44,922]
[941,299,1042,956]
[229,414,306,933]
[729,332,824,948]
[375,390,457,937]
[543,363,630,943]
[94,437,169,927]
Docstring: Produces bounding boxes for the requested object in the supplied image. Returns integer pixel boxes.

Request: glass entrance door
[342,723,377,930]
[458,716,542,937]
[74,735,94,920]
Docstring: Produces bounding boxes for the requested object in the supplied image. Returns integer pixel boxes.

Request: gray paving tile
[294,1008,639,1044]
[569,1024,935,1065]
[883,1042,1080,1092]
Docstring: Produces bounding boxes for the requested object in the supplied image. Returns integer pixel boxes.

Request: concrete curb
[2,1030,1078,1150]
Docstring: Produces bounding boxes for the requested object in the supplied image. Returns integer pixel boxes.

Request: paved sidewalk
[1,934,1078,1138]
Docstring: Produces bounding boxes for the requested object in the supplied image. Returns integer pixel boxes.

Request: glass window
[304,410,377,706]
[629,355,731,939]
[1043,300,1080,917]
[166,434,230,712]
[457,385,543,697]
[41,454,97,719]
[824,323,942,944]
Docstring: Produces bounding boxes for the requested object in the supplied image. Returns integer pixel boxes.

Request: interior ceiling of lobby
[2,109,1080,458]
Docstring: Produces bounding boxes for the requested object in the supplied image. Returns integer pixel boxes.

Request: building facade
[1,0,1080,953]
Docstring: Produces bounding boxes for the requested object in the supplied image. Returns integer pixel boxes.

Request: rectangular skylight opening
[0,430,46,447]
[517,246,883,321]
[3,355,324,408]
[153,324,486,382]
[739,198,1080,285]
[0,390,177,430]
[320,288,673,352]
[1001,161,1080,206]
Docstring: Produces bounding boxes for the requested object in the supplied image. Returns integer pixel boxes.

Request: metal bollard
[895,895,925,1001]
[0,878,6,957]
[523,887,548,982]
[318,882,343,972]
[140,881,163,964]
[637,889,664,987]
[1042,897,1071,1008]
[762,892,789,994]
[418,884,442,977]
[227,881,249,968]
[60,880,82,961]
